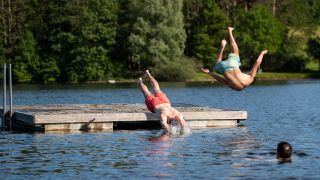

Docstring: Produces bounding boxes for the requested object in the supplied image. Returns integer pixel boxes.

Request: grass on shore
[189,71,320,81]
[306,61,319,71]
[255,72,313,79]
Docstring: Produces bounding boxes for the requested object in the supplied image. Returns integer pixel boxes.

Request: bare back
[224,69,253,91]
[154,103,180,120]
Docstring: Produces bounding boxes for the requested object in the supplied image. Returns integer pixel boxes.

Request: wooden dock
[0,104,247,132]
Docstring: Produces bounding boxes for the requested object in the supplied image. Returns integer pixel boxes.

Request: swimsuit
[145,91,170,113]
[213,53,241,74]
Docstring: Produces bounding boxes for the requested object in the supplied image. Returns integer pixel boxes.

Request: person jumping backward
[201,27,267,91]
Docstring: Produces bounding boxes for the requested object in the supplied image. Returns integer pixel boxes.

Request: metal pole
[2,64,6,129]
[9,64,12,131]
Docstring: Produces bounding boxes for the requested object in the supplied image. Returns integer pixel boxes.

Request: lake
[0,80,319,179]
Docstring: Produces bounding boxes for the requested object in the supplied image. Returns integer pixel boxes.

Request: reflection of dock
[0,104,247,132]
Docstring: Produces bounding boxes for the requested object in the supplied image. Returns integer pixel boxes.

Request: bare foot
[145,69,151,78]
[137,77,143,85]
[201,68,210,74]
[228,27,234,32]
[221,39,227,47]
[261,50,268,55]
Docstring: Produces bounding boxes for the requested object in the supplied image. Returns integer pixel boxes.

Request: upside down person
[201,27,267,91]
[137,70,187,133]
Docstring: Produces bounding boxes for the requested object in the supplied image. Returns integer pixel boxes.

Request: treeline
[0,0,319,83]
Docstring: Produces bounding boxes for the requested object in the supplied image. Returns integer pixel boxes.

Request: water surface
[0,80,319,179]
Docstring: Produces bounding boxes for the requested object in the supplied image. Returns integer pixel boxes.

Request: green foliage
[0,12,4,67]
[37,0,118,82]
[308,37,320,59]
[275,0,313,29]
[150,57,197,81]
[272,28,311,72]
[309,0,320,23]
[0,37,4,67]
[187,0,229,68]
[183,0,229,68]
[126,0,186,75]
[37,58,60,83]
[308,37,320,71]
[235,6,285,66]
[14,31,39,83]
[65,0,118,82]
[1,0,319,83]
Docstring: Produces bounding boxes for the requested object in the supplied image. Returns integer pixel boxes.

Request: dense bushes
[0,0,319,83]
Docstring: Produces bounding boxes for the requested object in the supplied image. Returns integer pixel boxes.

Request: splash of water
[169,121,191,135]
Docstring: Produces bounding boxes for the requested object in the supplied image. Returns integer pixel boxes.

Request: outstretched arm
[250,50,267,78]
[201,68,229,86]
[175,114,187,128]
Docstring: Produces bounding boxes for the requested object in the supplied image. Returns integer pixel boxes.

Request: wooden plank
[34,113,158,124]
[182,111,247,120]
[45,122,113,131]
[206,119,238,127]
[34,111,246,125]
[5,104,248,131]
[188,120,238,128]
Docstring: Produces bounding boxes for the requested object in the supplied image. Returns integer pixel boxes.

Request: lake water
[0,80,319,179]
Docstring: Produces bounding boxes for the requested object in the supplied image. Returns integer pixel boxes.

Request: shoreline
[8,72,320,84]
[96,77,320,84]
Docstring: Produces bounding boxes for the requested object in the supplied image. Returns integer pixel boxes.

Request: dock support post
[9,64,13,131]
[2,64,6,128]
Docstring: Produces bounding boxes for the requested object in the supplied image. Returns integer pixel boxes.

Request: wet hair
[277,142,292,159]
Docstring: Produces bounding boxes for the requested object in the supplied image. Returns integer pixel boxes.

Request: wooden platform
[0,104,247,132]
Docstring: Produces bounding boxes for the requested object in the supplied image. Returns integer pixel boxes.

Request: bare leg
[145,70,161,92]
[215,39,227,64]
[228,27,239,55]
[250,50,268,78]
[137,77,152,98]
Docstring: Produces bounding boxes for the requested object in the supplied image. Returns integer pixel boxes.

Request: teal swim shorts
[213,53,241,74]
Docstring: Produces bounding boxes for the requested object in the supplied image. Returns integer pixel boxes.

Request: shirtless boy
[137,70,187,132]
[201,27,267,91]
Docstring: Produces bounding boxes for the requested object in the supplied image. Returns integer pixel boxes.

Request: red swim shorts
[145,91,170,113]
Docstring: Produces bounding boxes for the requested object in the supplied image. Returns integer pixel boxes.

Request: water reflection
[148,132,173,142]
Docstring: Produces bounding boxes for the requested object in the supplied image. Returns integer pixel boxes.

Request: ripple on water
[1,81,320,178]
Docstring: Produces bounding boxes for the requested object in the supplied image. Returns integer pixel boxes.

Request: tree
[37,0,68,83]
[234,6,285,67]
[271,0,316,72]
[184,0,229,68]
[309,0,320,24]
[123,0,191,80]
[66,0,118,82]
[38,0,118,82]
[14,31,39,83]
[0,0,45,82]
[308,37,320,72]
[0,0,4,66]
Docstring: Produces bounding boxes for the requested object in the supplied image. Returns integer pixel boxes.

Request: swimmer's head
[277,142,292,160]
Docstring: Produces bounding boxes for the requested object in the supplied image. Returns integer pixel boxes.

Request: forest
[1,0,319,83]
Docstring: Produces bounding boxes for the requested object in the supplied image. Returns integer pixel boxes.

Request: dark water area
[0,80,319,179]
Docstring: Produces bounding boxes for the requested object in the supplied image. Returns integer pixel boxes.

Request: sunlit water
[0,80,319,179]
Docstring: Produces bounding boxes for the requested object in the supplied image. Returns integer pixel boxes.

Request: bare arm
[201,68,229,86]
[160,114,170,132]
[175,114,187,128]
[250,50,267,78]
